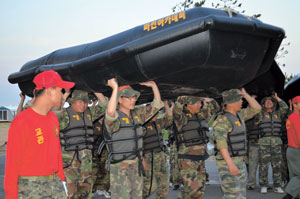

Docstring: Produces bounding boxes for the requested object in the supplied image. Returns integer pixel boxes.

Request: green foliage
[172,0,261,18]
[275,35,291,68]
[172,0,206,12]
[284,72,295,85]
[161,128,169,139]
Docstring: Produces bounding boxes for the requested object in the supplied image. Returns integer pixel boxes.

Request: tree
[172,0,260,18]
[172,0,205,13]
[275,36,290,68]
[284,72,295,85]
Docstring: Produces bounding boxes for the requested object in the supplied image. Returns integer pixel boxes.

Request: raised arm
[106,78,118,118]
[240,88,261,110]
[139,81,161,103]
[16,93,26,116]
[94,92,107,103]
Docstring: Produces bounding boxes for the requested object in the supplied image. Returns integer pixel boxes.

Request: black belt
[178,151,209,161]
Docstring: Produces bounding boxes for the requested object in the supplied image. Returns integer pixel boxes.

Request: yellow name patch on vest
[87,114,92,121]
[147,126,153,131]
[134,116,140,122]
[186,113,192,118]
[72,115,80,120]
[122,117,130,124]
[235,121,241,127]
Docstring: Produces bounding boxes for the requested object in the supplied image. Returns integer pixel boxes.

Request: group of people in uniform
[4,70,300,199]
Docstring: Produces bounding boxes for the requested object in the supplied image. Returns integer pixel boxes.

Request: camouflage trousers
[285,147,300,198]
[178,157,206,199]
[143,151,169,199]
[169,144,182,186]
[63,149,93,199]
[92,149,110,192]
[259,143,282,187]
[216,157,246,199]
[281,144,289,183]
[18,174,67,199]
[247,141,260,187]
[110,158,143,199]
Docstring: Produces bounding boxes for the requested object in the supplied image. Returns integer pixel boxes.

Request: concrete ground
[0,154,285,199]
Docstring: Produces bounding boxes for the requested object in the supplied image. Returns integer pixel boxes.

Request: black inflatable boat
[8,7,285,102]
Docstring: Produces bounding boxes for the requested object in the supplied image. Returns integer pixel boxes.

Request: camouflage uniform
[55,90,107,199]
[18,175,67,199]
[256,99,288,188]
[173,96,219,199]
[213,89,260,199]
[142,115,173,199]
[246,118,260,189]
[92,120,110,193]
[169,143,182,187]
[105,87,163,199]
[280,113,290,185]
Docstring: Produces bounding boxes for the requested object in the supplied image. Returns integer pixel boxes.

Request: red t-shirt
[4,107,65,199]
[286,112,300,148]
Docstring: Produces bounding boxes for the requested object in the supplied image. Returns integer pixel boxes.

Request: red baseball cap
[33,70,75,90]
[292,96,300,104]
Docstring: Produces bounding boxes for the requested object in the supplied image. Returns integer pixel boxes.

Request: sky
[0,0,299,106]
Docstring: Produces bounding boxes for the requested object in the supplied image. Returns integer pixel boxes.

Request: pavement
[0,154,285,199]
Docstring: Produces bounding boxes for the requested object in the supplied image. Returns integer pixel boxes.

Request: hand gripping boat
[8,7,285,102]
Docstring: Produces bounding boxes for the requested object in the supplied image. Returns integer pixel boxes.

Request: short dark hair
[33,87,57,98]
[34,89,45,98]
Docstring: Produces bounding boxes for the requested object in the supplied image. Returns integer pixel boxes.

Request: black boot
[173,184,180,190]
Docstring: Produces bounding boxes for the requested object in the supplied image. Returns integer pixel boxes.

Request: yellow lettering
[144,23,150,31]
[186,113,192,118]
[122,118,130,124]
[87,114,92,121]
[73,115,80,120]
[151,21,157,30]
[37,136,44,144]
[274,115,278,119]
[172,13,179,22]
[35,128,42,136]
[96,126,101,131]
[265,115,270,119]
[164,16,171,25]
[147,126,153,131]
[179,11,186,20]
[157,18,165,27]
[235,121,241,127]
[134,116,141,122]
[144,12,186,32]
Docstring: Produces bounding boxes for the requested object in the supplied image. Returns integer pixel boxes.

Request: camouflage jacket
[256,100,288,145]
[144,114,173,134]
[55,102,107,153]
[173,100,220,156]
[105,99,163,168]
[55,102,107,130]
[105,99,164,134]
[213,106,261,160]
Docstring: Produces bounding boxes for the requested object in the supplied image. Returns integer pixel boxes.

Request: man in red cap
[282,96,300,199]
[4,70,75,199]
